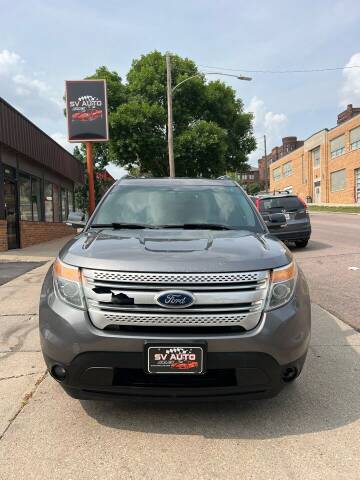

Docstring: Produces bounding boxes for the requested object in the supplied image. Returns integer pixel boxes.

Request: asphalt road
[293,212,360,330]
[0,261,45,286]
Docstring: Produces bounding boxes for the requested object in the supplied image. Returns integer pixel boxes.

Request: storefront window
[67,189,74,214]
[19,174,32,221]
[53,185,60,222]
[61,188,68,221]
[44,182,54,222]
[31,177,41,221]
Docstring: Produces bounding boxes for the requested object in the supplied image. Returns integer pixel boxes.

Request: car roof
[115,177,237,187]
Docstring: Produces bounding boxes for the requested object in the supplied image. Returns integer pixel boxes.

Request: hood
[59,229,292,273]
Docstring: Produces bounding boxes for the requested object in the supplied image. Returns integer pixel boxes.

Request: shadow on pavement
[80,308,360,440]
[288,239,332,252]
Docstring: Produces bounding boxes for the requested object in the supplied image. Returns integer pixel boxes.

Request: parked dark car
[253,193,311,247]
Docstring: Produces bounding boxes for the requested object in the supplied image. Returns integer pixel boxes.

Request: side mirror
[66,211,86,228]
[264,213,287,229]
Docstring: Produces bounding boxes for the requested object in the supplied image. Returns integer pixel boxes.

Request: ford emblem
[155,290,195,309]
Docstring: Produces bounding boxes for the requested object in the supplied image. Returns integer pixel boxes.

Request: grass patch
[309,205,360,214]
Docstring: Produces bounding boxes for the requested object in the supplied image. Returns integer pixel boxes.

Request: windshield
[259,196,303,212]
[90,185,263,232]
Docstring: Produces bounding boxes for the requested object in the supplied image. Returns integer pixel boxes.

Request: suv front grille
[82,269,269,332]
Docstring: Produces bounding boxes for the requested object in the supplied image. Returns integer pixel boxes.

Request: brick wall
[269,147,310,200]
[269,114,360,204]
[328,116,360,204]
[0,220,7,251]
[20,221,76,248]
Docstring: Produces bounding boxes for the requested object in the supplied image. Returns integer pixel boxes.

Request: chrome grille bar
[82,269,270,331]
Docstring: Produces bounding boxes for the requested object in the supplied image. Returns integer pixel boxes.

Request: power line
[199,64,360,74]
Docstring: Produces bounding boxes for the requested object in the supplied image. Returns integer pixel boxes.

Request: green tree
[88,51,256,177]
[73,146,114,211]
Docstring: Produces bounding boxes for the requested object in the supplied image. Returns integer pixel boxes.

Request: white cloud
[50,132,78,153]
[0,49,62,120]
[247,96,288,165]
[340,52,360,107]
[0,50,23,74]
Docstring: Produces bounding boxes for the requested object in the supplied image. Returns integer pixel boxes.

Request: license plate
[285,213,290,220]
[147,345,204,374]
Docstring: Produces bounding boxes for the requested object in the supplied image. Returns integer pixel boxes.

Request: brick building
[238,166,259,185]
[258,136,304,184]
[269,105,360,204]
[0,97,84,251]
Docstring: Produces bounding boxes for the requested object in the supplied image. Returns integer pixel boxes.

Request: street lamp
[166,53,252,177]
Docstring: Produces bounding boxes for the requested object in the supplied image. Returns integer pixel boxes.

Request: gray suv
[39,178,311,400]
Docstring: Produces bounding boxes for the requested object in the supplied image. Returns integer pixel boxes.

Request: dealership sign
[65,80,109,142]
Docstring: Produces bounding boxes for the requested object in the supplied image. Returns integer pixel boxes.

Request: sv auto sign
[65,79,109,142]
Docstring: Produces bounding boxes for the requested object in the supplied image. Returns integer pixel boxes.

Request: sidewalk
[0,235,74,262]
[0,237,68,438]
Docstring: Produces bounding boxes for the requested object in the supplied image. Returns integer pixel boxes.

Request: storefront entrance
[4,179,20,249]
[313,181,321,204]
[355,169,360,204]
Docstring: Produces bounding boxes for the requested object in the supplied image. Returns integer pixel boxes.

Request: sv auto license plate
[147,346,204,374]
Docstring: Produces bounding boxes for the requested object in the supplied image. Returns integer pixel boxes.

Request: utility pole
[166,53,175,177]
[263,134,268,192]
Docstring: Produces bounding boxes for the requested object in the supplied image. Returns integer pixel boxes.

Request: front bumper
[39,269,311,400]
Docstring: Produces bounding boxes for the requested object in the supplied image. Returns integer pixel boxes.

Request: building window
[330,135,345,159]
[350,126,360,151]
[283,161,293,177]
[330,169,346,192]
[44,182,54,222]
[67,189,74,214]
[273,167,281,181]
[301,154,307,184]
[19,174,32,221]
[31,177,41,221]
[61,188,68,221]
[19,174,42,221]
[312,147,321,168]
[52,185,60,222]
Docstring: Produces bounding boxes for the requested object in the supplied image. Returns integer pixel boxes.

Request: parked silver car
[39,178,311,400]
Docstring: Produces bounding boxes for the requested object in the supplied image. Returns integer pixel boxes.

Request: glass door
[4,180,20,249]
[355,169,360,204]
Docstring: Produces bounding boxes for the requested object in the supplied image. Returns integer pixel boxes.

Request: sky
[1,0,360,178]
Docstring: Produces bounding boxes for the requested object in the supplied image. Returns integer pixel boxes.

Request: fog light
[282,367,298,383]
[52,365,67,381]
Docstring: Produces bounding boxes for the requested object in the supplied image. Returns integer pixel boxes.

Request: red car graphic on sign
[171,361,198,370]
[72,109,102,122]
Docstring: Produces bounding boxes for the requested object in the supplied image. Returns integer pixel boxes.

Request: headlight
[266,261,297,310]
[53,258,85,309]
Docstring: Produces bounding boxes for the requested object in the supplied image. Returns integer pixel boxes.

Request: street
[294,213,360,329]
[0,214,359,480]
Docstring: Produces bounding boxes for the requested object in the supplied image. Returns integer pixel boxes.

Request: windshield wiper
[160,223,237,230]
[89,223,158,229]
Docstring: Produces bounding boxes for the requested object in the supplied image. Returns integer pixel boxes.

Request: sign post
[86,142,95,214]
[65,79,109,215]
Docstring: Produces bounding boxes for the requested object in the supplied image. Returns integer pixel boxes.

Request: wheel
[295,239,309,248]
